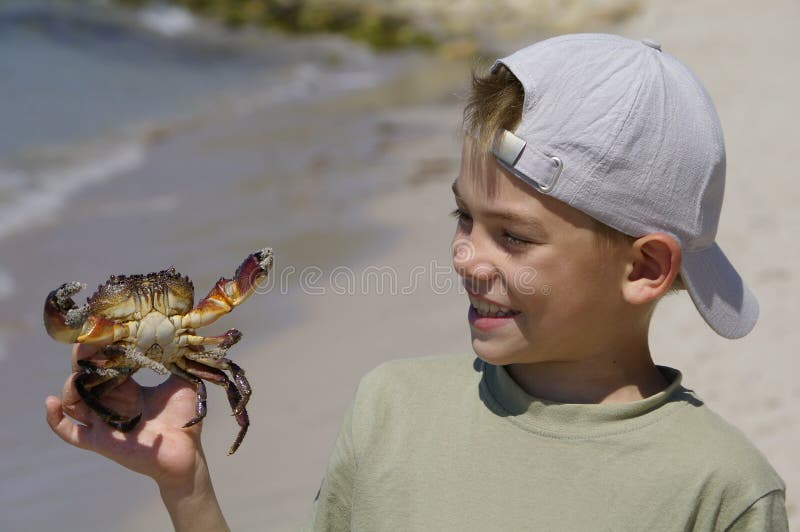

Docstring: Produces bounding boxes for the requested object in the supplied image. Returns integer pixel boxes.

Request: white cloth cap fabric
[492,33,758,338]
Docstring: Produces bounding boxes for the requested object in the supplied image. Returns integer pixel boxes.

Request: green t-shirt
[305,355,787,531]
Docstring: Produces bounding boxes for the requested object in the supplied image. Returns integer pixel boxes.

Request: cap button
[641,38,662,51]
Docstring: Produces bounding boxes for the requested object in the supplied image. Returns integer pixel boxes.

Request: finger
[61,373,93,426]
[45,396,91,450]
[71,343,101,371]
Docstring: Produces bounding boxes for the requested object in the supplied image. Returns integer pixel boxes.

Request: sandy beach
[6,0,796,529]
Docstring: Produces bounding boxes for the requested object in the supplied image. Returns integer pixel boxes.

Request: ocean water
[0,2,432,529]
[0,1,395,242]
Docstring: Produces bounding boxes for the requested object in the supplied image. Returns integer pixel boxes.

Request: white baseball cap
[491,33,758,339]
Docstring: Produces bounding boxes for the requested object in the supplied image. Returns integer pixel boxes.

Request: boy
[47,34,787,530]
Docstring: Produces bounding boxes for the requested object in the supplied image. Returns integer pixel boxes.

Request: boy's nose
[452,237,499,283]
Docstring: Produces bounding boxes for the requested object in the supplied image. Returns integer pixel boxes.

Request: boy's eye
[451,208,532,247]
[450,208,472,223]
[502,231,533,247]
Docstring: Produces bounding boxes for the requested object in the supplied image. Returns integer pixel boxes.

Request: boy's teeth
[470,297,517,317]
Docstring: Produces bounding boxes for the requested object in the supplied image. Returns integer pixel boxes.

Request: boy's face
[451,143,632,367]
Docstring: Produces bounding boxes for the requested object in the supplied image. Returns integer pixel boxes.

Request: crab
[43,248,273,455]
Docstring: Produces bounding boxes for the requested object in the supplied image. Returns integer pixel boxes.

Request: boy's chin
[471,334,554,367]
[471,338,528,367]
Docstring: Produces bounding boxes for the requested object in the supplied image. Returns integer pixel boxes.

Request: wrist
[157,454,230,532]
[155,449,210,497]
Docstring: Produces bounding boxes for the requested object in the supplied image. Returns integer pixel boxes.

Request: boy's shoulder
[664,388,785,495]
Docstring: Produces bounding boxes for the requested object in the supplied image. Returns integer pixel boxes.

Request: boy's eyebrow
[488,210,551,240]
[451,180,549,237]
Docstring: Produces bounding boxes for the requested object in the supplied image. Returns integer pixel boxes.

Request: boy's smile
[466,290,522,330]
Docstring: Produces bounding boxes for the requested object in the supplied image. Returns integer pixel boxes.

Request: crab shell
[89,268,195,321]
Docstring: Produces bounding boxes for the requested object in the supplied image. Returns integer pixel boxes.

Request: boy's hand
[45,343,205,489]
[46,344,231,531]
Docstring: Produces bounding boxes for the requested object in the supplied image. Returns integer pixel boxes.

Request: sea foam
[138,5,195,38]
[0,139,147,242]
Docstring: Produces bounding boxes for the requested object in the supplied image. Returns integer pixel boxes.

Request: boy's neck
[505,349,669,404]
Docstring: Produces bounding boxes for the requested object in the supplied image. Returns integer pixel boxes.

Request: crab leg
[74,361,141,432]
[178,357,250,455]
[179,359,243,415]
[225,361,251,414]
[184,351,251,415]
[177,329,242,349]
[180,248,273,330]
[168,362,208,428]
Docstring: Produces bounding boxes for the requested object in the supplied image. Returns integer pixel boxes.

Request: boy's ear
[622,233,682,305]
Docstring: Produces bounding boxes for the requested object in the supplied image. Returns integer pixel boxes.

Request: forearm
[158,457,230,532]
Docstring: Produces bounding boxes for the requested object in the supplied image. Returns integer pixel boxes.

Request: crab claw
[44,282,90,344]
[234,247,274,295]
[181,247,274,331]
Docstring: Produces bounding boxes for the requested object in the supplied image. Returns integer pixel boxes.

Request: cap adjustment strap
[492,130,563,194]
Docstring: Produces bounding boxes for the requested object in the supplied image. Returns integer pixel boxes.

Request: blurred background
[1,0,796,530]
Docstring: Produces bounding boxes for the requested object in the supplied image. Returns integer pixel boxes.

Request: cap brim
[680,243,759,339]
